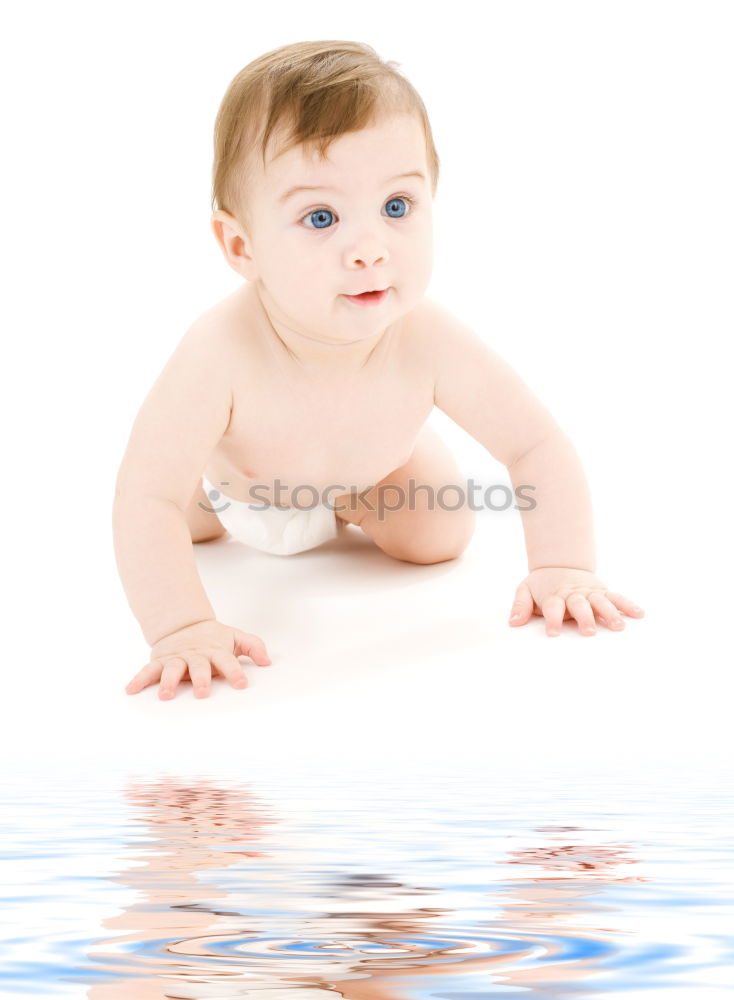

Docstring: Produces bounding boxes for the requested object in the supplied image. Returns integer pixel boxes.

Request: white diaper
[201,477,341,556]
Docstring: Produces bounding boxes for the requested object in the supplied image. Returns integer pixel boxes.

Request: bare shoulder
[115,289,255,505]
[408,297,557,465]
[145,286,259,440]
[399,296,491,392]
[176,285,258,363]
[402,296,486,357]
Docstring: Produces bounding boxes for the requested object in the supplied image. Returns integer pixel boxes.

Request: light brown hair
[211,40,440,230]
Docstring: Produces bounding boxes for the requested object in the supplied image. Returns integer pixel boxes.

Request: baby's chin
[264,283,416,340]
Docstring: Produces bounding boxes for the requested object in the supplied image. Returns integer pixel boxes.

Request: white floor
[5,465,729,788]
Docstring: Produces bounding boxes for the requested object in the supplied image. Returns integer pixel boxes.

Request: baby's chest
[217,375,434,493]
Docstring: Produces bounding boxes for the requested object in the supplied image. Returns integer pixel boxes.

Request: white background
[1,1,732,780]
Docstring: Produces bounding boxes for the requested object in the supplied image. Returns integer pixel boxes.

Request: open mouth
[344,289,389,306]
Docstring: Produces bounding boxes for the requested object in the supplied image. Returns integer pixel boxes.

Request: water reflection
[79,777,650,999]
[481,825,647,993]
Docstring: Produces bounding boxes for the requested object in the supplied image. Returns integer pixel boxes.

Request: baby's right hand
[125,620,272,700]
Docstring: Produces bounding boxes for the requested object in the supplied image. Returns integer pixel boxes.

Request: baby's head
[210,41,440,349]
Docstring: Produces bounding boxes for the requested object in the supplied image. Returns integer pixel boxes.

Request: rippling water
[2,766,733,999]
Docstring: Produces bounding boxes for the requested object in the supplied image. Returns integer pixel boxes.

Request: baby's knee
[372,506,475,565]
[399,522,474,564]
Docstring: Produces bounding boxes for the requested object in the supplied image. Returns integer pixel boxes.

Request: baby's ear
[210,210,257,280]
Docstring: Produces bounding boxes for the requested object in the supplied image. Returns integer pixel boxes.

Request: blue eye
[300,195,415,230]
[385,197,408,218]
[306,208,335,230]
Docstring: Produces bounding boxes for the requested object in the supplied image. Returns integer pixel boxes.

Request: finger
[233,629,272,665]
[126,659,163,694]
[209,650,249,690]
[565,593,597,635]
[605,592,645,617]
[186,653,214,699]
[541,595,566,636]
[159,657,188,700]
[587,593,625,631]
[508,581,534,626]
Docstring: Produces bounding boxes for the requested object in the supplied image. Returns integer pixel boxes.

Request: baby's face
[237,113,434,345]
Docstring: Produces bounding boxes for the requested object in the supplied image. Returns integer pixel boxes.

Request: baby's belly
[203,450,413,508]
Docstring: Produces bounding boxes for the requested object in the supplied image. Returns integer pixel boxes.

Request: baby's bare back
[203,284,436,509]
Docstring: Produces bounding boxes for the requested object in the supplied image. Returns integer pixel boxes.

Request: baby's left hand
[509,567,644,636]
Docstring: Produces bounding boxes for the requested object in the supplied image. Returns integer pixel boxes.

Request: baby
[114,40,644,701]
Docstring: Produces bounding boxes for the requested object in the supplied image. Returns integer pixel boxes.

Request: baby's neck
[252,285,395,375]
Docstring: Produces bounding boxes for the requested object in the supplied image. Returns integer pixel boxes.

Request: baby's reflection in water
[86,778,275,999]
[86,782,646,1000]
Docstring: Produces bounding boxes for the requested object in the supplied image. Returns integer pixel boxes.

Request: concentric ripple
[1,770,732,998]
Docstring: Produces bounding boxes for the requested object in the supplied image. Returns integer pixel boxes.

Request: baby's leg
[184,479,228,543]
[335,425,475,564]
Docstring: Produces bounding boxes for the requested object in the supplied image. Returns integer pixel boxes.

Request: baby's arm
[422,300,644,635]
[112,319,270,697]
